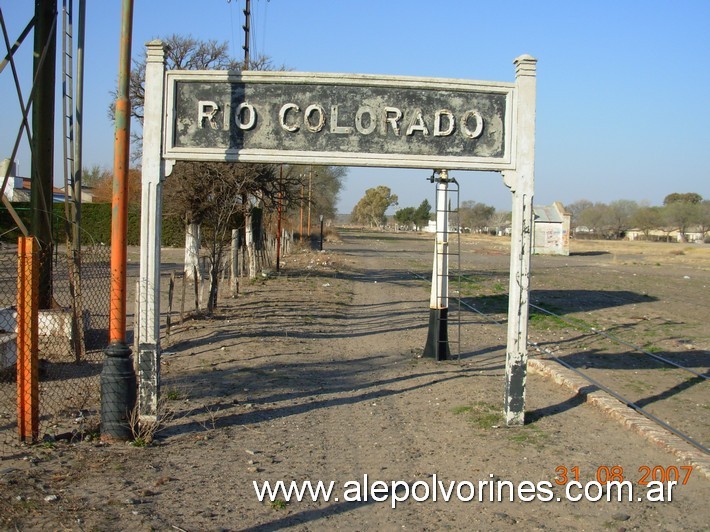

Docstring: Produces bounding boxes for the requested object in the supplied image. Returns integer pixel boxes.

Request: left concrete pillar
[137,41,167,421]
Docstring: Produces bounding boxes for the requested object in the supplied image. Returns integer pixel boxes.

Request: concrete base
[423,308,450,361]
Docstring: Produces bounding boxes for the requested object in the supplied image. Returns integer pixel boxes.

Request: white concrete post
[137,40,167,421]
[423,170,451,360]
[183,223,201,281]
[430,171,449,311]
[502,55,537,425]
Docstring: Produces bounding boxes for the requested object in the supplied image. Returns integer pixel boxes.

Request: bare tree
[459,200,495,233]
[663,201,699,243]
[165,161,281,313]
[631,206,663,239]
[566,199,593,230]
[606,200,638,239]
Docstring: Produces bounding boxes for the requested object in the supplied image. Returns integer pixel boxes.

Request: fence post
[17,237,39,442]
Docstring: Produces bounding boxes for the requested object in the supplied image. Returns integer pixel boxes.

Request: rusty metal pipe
[101,0,136,442]
[109,0,133,343]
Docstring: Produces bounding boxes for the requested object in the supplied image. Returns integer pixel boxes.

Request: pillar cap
[514,54,538,77]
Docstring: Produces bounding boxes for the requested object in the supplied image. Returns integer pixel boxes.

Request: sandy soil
[1,230,708,531]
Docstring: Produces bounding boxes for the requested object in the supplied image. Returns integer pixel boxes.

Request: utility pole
[31,0,57,309]
[101,0,136,441]
[242,0,250,69]
[299,183,304,242]
[72,0,86,254]
[276,165,283,271]
[423,170,451,361]
[307,168,312,240]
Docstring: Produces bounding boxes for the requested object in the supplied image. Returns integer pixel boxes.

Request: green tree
[663,192,703,205]
[351,186,398,228]
[413,199,432,230]
[394,206,416,229]
[698,200,710,240]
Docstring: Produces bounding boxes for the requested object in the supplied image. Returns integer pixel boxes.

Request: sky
[1,0,709,215]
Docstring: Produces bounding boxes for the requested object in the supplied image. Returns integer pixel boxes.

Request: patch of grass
[454,402,501,429]
[492,282,506,293]
[457,275,487,296]
[466,294,508,313]
[130,436,150,448]
[507,424,549,448]
[643,345,663,354]
[623,379,653,394]
[164,388,183,401]
[529,304,598,332]
[529,312,567,330]
[12,497,39,512]
[271,499,288,510]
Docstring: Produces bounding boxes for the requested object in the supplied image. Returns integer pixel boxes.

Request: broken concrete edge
[527,357,710,482]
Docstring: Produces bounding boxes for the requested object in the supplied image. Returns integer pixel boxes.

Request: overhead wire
[410,270,709,455]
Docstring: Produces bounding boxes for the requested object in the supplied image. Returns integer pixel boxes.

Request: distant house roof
[12,178,67,202]
[3,176,93,203]
[533,202,568,224]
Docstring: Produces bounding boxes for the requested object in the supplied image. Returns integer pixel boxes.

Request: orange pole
[101,0,136,442]
[109,0,133,343]
[17,237,39,442]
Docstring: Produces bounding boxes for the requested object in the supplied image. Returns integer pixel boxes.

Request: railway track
[410,270,710,455]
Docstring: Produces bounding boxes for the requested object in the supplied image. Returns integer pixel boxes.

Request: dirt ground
[0,229,708,531]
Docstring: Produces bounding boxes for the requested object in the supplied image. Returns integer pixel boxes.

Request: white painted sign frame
[162,70,517,171]
[138,39,537,426]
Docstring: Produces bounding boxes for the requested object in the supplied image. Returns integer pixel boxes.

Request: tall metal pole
[299,183,304,242]
[72,0,85,252]
[242,0,250,69]
[423,170,451,361]
[307,168,312,239]
[31,0,57,310]
[319,215,324,251]
[101,0,136,441]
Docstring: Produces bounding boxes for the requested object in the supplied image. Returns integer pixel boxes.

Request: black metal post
[319,215,324,251]
[31,0,57,309]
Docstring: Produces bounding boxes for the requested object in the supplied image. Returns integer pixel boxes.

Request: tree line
[350,185,709,243]
[349,185,512,234]
[567,193,709,242]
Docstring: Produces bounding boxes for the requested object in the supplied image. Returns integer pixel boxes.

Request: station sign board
[163,71,516,171]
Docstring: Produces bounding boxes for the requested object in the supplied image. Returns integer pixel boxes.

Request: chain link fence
[0,240,110,457]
